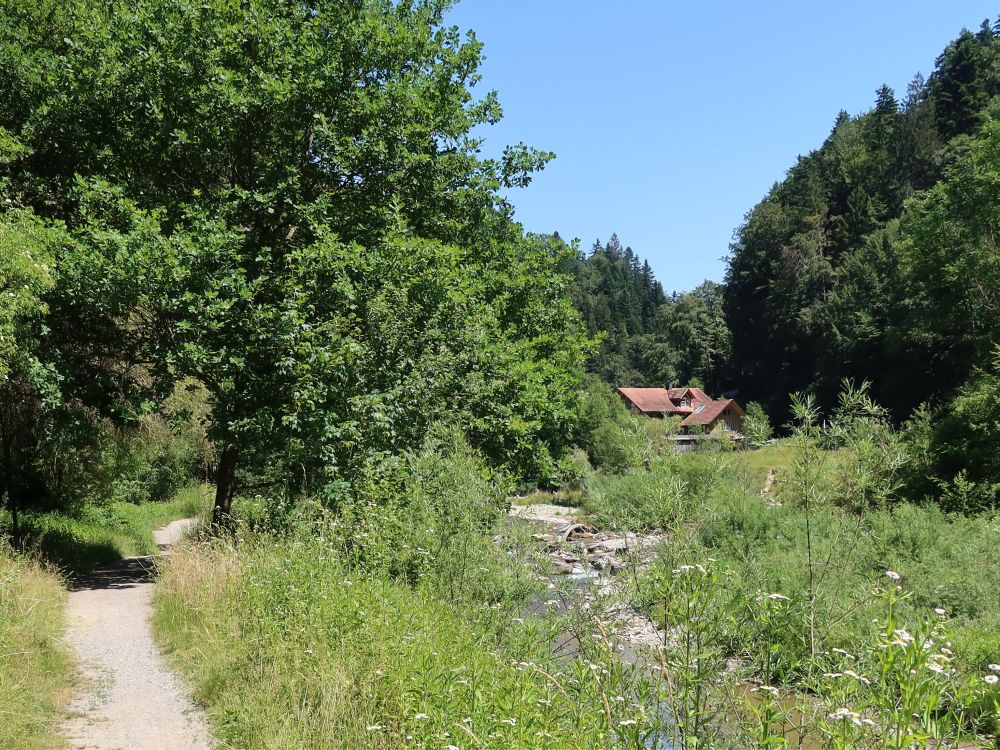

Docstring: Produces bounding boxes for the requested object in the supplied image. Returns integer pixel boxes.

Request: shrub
[742,401,773,447]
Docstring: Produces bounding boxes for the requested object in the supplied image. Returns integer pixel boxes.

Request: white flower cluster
[828,707,877,728]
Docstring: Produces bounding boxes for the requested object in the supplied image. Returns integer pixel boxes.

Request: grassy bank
[0,547,73,750]
[1,484,211,575]
[154,532,666,750]
[580,441,1000,745]
[153,437,670,749]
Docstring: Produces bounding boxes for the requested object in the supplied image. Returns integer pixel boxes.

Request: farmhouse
[616,386,746,435]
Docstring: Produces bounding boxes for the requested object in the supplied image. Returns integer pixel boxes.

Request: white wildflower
[885,570,901,581]
[413,713,429,720]
[934,607,946,616]
[767,593,790,601]
[988,664,1000,672]
[619,719,638,726]
[985,675,999,686]
[366,725,385,731]
[828,707,864,727]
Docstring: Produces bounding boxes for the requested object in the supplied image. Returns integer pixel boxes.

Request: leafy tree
[902,351,1000,513]
[0,0,586,515]
[896,118,1000,389]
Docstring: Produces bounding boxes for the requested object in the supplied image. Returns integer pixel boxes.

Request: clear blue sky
[445,1,999,293]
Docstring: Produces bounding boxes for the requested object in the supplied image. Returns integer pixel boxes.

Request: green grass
[731,439,802,486]
[0,547,73,750]
[153,532,664,750]
[1,484,212,575]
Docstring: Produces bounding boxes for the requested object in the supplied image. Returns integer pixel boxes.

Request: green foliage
[154,446,664,749]
[0,485,210,575]
[901,351,1000,512]
[897,118,1000,387]
[563,234,731,390]
[0,0,589,515]
[743,401,773,447]
[0,209,57,381]
[724,24,1000,419]
[0,546,73,749]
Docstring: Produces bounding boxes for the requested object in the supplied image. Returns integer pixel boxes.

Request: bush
[742,401,773,447]
[28,379,212,513]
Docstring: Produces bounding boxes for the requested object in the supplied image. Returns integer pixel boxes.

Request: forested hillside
[725,21,1000,420]
[561,234,732,393]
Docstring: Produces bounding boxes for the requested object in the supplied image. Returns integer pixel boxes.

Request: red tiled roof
[617,388,679,414]
[679,398,744,426]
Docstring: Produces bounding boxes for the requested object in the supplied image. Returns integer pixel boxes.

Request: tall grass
[154,433,668,749]
[0,547,73,750]
[578,403,1000,747]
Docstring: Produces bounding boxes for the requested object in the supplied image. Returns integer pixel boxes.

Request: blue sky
[445,1,999,293]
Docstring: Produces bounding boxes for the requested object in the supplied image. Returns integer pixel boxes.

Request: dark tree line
[555,234,732,394]
[724,20,1000,420]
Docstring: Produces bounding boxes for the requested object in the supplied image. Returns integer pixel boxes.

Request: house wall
[708,407,745,435]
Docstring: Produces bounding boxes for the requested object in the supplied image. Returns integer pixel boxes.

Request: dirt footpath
[61,518,213,750]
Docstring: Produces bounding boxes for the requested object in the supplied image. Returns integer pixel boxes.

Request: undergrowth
[1,484,211,575]
[154,432,667,749]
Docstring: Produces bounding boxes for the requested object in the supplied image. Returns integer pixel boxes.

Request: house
[616,386,746,435]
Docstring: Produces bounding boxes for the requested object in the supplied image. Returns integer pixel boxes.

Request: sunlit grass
[0,547,73,750]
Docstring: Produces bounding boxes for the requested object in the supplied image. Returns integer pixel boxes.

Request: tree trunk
[213,444,238,523]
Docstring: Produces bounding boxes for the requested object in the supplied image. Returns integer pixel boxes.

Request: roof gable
[679,398,745,426]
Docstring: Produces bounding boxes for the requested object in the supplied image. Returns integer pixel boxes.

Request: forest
[0,2,998,749]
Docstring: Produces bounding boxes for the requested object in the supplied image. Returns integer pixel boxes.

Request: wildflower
[985,675,999,686]
[927,663,946,674]
[501,717,517,726]
[892,628,914,644]
[366,725,385,731]
[619,719,638,726]
[767,593,790,601]
[752,685,780,697]
[934,607,946,615]
[941,648,954,656]
[988,664,1000,672]
[828,707,863,727]
[843,670,870,685]
[414,713,429,720]
[832,648,856,659]
[885,570,901,581]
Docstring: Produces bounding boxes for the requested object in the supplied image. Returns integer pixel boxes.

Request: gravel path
[61,518,214,750]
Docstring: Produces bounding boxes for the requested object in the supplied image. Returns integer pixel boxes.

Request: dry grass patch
[0,547,74,750]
